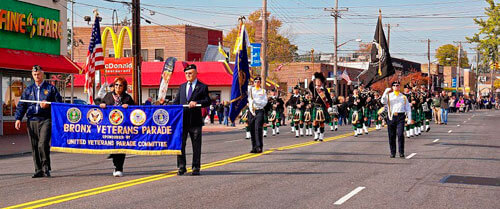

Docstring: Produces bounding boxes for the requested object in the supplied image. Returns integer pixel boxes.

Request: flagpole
[379,9,389,88]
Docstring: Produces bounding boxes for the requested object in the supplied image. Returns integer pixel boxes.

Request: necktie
[187,82,193,101]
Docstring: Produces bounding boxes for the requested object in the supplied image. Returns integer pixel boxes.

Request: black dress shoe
[250,149,256,153]
[255,147,262,153]
[32,172,44,178]
[192,169,200,176]
[390,154,395,158]
[177,168,186,176]
[400,153,405,158]
[44,170,51,177]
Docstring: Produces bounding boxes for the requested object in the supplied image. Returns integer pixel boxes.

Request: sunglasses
[393,84,400,87]
[185,72,194,75]
[115,83,124,87]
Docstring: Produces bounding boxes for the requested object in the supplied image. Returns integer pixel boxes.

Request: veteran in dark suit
[172,64,211,176]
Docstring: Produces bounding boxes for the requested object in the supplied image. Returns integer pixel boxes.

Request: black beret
[293,85,300,90]
[254,76,262,81]
[32,65,43,72]
[404,84,410,89]
[184,64,197,72]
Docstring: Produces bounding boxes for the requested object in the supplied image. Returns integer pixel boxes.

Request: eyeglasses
[185,72,194,75]
[115,83,124,87]
[393,84,400,87]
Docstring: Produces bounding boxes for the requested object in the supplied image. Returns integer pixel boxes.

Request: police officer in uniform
[15,65,62,178]
[381,81,412,158]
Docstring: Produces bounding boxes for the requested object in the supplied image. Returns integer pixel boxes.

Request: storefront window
[2,75,30,117]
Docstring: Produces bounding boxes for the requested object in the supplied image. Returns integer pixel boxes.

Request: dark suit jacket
[172,80,211,127]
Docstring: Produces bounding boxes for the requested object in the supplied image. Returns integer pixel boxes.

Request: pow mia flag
[358,13,395,87]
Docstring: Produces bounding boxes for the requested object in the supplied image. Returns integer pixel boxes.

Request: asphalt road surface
[1,110,499,209]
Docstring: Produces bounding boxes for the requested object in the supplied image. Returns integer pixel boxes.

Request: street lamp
[334,38,362,95]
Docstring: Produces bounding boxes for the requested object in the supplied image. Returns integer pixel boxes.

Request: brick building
[269,62,363,99]
[72,25,223,63]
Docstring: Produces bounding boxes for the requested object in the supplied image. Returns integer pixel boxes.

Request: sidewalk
[0,123,245,157]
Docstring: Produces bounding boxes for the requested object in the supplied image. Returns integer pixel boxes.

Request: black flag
[358,13,395,87]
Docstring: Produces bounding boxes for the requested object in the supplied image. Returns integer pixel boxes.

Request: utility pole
[475,48,480,99]
[324,0,348,95]
[383,23,399,50]
[132,0,142,104]
[427,39,432,92]
[260,0,268,84]
[456,42,462,94]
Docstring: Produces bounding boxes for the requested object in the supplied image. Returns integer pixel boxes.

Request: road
[1,110,499,209]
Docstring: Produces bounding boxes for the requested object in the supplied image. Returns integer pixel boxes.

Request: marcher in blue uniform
[15,65,62,178]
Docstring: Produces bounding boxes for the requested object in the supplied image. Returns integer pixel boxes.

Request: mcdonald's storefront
[0,0,81,135]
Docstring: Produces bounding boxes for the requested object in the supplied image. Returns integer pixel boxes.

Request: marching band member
[248,76,268,153]
[359,84,371,134]
[303,92,313,136]
[373,92,384,130]
[402,84,414,138]
[267,89,284,136]
[309,72,333,141]
[240,105,250,139]
[381,81,412,158]
[286,86,305,137]
[420,85,432,132]
[348,89,365,137]
[328,93,340,131]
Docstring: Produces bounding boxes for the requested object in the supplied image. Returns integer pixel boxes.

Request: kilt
[312,106,330,123]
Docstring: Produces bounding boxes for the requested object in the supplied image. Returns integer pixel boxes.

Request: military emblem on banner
[44,90,49,95]
[87,108,103,125]
[109,109,124,125]
[153,109,169,126]
[67,107,82,123]
[130,109,146,126]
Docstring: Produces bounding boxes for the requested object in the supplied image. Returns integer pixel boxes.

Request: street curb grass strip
[4,128,376,209]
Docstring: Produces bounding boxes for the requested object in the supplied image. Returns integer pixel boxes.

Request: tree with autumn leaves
[223,10,298,64]
[371,72,430,93]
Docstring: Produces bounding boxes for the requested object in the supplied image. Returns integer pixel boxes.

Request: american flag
[341,70,352,84]
[275,63,284,71]
[83,17,104,104]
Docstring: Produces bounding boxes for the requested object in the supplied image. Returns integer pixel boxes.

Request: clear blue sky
[68,0,490,64]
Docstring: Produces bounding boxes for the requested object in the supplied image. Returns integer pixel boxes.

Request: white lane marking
[225,139,241,143]
[457,125,460,127]
[406,153,417,159]
[448,130,453,133]
[125,155,137,158]
[433,139,440,143]
[334,186,366,205]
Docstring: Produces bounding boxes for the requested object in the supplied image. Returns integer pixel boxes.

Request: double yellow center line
[5,128,374,209]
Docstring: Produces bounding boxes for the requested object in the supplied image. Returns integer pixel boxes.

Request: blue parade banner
[250,43,261,67]
[50,103,183,155]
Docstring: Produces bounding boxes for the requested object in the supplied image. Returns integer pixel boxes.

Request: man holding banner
[15,65,62,178]
[172,64,211,176]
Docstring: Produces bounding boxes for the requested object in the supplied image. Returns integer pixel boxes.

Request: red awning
[0,48,82,74]
[73,61,234,87]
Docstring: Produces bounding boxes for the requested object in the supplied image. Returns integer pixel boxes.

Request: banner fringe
[51,147,181,156]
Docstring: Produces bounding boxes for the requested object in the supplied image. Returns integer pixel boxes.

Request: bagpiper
[286,85,305,137]
[360,85,374,134]
[303,92,314,136]
[348,88,365,136]
[266,89,284,136]
[419,85,432,132]
[412,85,423,136]
[309,72,333,141]
[328,92,340,131]
[240,105,250,139]
[372,91,384,130]
[402,84,417,138]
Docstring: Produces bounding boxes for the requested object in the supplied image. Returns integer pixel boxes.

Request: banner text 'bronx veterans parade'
[51,103,183,155]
